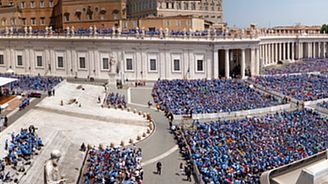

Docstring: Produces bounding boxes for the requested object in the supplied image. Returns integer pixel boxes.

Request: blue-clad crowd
[152,79,279,115]
[105,92,127,108]
[253,74,328,101]
[83,146,143,184]
[0,73,62,93]
[177,109,327,183]
[1,126,43,182]
[262,58,328,75]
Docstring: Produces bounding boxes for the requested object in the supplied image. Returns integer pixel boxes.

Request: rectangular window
[37,56,43,67]
[57,56,64,68]
[0,55,4,65]
[173,59,180,71]
[40,17,45,25]
[40,1,44,8]
[197,59,204,72]
[126,58,133,71]
[149,59,157,71]
[22,18,26,25]
[31,1,35,8]
[31,18,36,25]
[102,58,109,70]
[49,0,54,7]
[20,2,25,8]
[79,57,86,69]
[17,55,23,66]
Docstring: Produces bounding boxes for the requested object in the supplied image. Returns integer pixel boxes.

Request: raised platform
[0,81,150,184]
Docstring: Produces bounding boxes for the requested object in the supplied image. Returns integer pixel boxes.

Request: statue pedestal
[108,73,116,89]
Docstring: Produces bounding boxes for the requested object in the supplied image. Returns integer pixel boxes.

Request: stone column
[213,49,219,78]
[270,43,274,64]
[251,48,255,76]
[264,44,267,65]
[282,42,286,60]
[278,43,282,61]
[324,42,327,58]
[256,48,260,75]
[291,42,295,61]
[286,42,290,60]
[274,43,278,63]
[241,49,246,79]
[312,42,316,58]
[266,44,269,65]
[308,42,312,58]
[225,49,230,79]
[318,42,321,58]
[269,44,272,64]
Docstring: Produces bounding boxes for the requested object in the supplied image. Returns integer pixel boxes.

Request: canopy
[0,77,17,87]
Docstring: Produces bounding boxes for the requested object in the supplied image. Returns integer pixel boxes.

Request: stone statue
[66,27,70,36]
[109,56,117,73]
[44,150,67,184]
[5,27,9,35]
[24,26,28,35]
[29,26,33,35]
[71,26,75,36]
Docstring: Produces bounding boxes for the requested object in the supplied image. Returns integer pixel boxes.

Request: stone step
[18,131,73,184]
[35,106,147,127]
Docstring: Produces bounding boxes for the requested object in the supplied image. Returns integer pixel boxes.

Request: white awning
[0,77,17,87]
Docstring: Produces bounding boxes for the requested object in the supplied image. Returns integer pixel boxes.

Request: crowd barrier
[179,128,204,184]
[304,98,328,106]
[173,104,291,120]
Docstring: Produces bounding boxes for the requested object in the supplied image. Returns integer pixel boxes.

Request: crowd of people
[0,73,62,93]
[105,92,127,108]
[252,74,328,101]
[176,109,327,183]
[152,79,279,115]
[262,58,328,75]
[1,126,43,182]
[83,146,143,184]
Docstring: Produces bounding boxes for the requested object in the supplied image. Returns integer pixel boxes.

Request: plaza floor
[0,82,149,184]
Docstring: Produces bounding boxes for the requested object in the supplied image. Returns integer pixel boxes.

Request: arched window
[112,9,120,20]
[64,12,70,22]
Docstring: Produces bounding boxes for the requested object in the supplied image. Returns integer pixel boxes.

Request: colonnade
[214,47,260,79]
[260,41,328,66]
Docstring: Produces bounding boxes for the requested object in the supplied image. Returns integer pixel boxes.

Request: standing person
[4,116,8,127]
[185,165,192,182]
[156,162,162,175]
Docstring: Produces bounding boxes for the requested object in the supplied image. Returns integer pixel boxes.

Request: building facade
[0,0,57,29]
[127,0,224,27]
[0,33,327,83]
[122,15,205,31]
[52,0,127,30]
[0,0,126,30]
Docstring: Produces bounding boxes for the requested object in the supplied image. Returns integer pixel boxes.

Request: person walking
[156,162,162,175]
[4,116,8,127]
[185,165,192,182]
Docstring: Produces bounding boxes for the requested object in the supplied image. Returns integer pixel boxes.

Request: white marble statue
[71,26,75,36]
[44,150,67,184]
[109,56,117,73]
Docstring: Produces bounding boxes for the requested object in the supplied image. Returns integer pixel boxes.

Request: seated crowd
[152,79,279,115]
[252,74,328,101]
[262,58,328,75]
[83,146,143,184]
[0,73,62,93]
[175,109,327,183]
[105,92,127,108]
[1,126,43,182]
